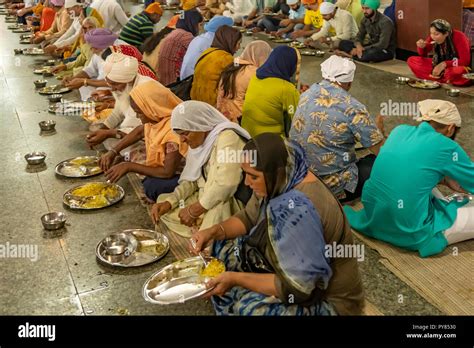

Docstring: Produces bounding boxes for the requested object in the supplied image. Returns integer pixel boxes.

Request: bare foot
[375,114,386,136]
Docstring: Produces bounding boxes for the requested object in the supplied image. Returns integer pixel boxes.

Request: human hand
[178,205,198,227]
[105,162,130,183]
[202,272,236,298]
[430,62,446,78]
[98,150,116,171]
[151,201,172,224]
[65,78,86,89]
[416,39,426,49]
[43,45,57,55]
[189,226,217,254]
[86,129,112,148]
[51,64,66,73]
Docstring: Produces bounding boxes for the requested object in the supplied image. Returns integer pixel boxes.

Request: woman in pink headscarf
[216,40,272,123]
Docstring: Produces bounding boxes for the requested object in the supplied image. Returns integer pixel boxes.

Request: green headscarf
[361,0,380,10]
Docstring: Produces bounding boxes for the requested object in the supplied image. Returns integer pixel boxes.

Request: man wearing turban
[86,53,156,152]
[336,0,396,63]
[62,28,119,97]
[345,100,474,258]
[289,55,385,202]
[43,0,104,55]
[290,0,324,40]
[33,0,73,44]
[119,2,163,48]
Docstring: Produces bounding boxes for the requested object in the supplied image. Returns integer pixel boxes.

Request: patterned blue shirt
[289,80,384,196]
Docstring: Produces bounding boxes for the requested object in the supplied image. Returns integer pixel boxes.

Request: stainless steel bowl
[102,233,138,263]
[41,211,66,230]
[395,76,410,84]
[446,88,460,97]
[315,50,325,57]
[34,79,47,88]
[43,71,53,77]
[24,151,46,165]
[39,120,56,132]
[48,94,62,103]
[14,48,23,55]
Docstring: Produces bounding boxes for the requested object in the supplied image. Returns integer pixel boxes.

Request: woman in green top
[344,100,474,257]
[241,45,300,138]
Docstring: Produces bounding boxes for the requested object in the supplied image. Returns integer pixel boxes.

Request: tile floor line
[58,238,86,315]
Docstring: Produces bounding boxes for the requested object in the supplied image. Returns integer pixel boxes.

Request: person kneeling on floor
[344,100,474,257]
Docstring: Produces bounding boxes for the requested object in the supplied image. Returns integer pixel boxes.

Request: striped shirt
[119,12,154,47]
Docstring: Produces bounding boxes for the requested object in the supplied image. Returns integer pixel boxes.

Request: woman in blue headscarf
[241,46,300,138]
[156,9,204,86]
[191,133,365,316]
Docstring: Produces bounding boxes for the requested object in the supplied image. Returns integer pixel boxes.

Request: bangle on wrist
[187,206,199,219]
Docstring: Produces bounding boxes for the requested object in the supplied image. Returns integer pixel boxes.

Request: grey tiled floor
[2,2,471,316]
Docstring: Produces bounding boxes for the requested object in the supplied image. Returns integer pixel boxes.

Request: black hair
[219,62,248,99]
[140,26,174,54]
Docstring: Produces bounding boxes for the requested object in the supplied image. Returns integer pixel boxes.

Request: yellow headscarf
[181,0,197,11]
[130,81,188,167]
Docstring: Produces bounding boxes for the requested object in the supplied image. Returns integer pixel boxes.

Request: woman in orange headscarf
[102,80,188,201]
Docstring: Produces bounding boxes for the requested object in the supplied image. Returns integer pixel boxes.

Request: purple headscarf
[84,28,118,50]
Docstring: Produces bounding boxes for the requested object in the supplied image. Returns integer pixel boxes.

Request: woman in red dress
[408,19,472,87]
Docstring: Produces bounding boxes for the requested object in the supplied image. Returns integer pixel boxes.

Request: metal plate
[96,229,170,268]
[162,5,177,10]
[48,100,94,114]
[273,38,293,43]
[289,42,306,49]
[463,73,474,80]
[38,85,71,95]
[20,33,34,39]
[19,38,31,44]
[55,156,102,178]
[23,47,44,55]
[7,24,20,29]
[12,27,32,33]
[63,182,125,210]
[143,256,214,304]
[407,79,441,89]
[300,50,316,56]
[34,67,51,74]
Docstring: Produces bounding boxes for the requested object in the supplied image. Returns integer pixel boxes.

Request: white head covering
[103,53,139,84]
[321,55,356,83]
[416,99,462,127]
[64,0,83,8]
[171,101,250,183]
[287,0,299,5]
[319,2,336,15]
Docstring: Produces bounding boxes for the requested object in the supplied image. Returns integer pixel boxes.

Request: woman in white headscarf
[152,101,251,237]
